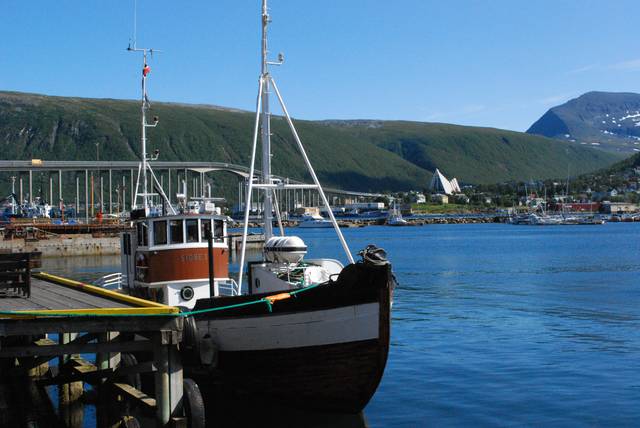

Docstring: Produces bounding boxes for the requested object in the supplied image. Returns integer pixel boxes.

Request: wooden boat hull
[187,261,393,413]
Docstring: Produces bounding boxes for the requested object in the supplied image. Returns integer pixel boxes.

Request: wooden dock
[1,276,131,312]
[0,254,196,428]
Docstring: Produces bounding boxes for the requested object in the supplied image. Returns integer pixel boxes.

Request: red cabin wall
[137,247,228,283]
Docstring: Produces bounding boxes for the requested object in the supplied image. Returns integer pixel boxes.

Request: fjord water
[42,223,640,427]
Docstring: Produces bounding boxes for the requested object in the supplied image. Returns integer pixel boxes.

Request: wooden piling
[0,270,185,428]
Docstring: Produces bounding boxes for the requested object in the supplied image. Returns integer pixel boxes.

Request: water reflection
[41,255,121,282]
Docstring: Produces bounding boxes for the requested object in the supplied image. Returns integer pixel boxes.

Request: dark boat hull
[186,262,393,413]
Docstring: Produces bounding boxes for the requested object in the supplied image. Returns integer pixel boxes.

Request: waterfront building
[601,201,639,214]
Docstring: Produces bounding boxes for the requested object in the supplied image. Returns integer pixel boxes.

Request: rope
[0,283,322,319]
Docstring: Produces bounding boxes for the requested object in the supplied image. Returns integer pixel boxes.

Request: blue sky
[1,1,639,131]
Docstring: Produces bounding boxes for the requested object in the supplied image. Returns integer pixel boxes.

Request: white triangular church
[429,169,460,195]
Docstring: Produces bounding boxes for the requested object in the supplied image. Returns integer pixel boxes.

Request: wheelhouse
[121,214,237,309]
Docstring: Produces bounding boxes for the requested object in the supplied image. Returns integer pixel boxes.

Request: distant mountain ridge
[0,90,622,201]
[527,91,640,153]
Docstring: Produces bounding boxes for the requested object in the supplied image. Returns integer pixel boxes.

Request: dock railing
[93,272,125,290]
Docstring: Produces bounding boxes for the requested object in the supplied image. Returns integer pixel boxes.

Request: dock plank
[0,278,132,313]
[33,281,129,309]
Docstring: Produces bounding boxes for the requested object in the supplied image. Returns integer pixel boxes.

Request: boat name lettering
[180,254,205,262]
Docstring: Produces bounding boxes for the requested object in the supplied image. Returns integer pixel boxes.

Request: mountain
[0,91,622,200]
[527,91,640,153]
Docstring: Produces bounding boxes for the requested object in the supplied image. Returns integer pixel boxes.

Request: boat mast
[128,44,154,213]
[261,0,274,240]
[127,5,176,216]
[237,0,355,290]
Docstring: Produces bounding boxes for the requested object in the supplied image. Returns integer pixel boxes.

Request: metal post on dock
[49,176,53,205]
[100,176,103,214]
[19,176,23,205]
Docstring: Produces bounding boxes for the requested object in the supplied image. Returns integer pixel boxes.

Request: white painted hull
[185,261,394,413]
[197,302,379,351]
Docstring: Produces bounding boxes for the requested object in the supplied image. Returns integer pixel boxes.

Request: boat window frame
[137,221,149,247]
[185,218,199,243]
[153,220,168,246]
[201,219,212,243]
[169,219,184,245]
[214,219,224,243]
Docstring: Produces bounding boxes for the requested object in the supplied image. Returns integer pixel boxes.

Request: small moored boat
[297,212,333,228]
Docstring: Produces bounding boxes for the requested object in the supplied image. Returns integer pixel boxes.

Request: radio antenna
[126,1,173,215]
[132,0,137,48]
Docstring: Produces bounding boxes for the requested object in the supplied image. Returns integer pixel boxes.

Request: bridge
[0,160,384,220]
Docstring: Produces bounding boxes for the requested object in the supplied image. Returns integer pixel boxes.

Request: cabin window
[214,220,224,242]
[170,220,184,244]
[137,222,148,246]
[186,219,199,243]
[153,221,167,245]
[201,219,212,242]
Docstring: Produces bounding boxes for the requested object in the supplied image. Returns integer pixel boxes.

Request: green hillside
[0,91,624,202]
[0,91,430,196]
[559,152,640,203]
[320,120,623,184]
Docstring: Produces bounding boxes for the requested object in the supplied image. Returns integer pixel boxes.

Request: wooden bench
[0,253,32,298]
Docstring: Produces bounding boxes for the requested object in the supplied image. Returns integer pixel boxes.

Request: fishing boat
[117,0,395,415]
[386,202,408,226]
